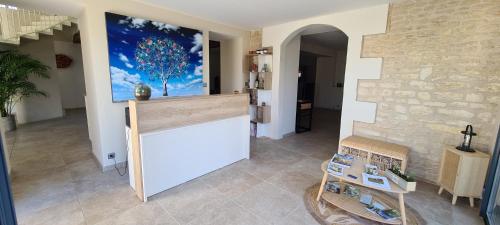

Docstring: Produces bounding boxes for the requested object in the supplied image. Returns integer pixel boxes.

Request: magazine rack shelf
[322,189,402,224]
[317,160,412,225]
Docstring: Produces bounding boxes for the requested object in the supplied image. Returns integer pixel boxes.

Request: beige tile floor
[7,109,484,225]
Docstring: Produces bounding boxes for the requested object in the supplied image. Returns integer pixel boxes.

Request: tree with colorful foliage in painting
[134,37,189,96]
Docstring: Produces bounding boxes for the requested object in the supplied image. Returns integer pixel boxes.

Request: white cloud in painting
[118,53,134,68]
[121,40,129,44]
[168,78,203,90]
[119,16,149,29]
[194,65,203,76]
[190,33,203,53]
[186,75,194,79]
[130,18,148,28]
[118,18,129,24]
[151,21,178,31]
[118,53,129,62]
[197,51,203,57]
[110,66,140,88]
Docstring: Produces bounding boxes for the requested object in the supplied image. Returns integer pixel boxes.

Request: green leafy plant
[0,50,50,117]
[389,165,415,182]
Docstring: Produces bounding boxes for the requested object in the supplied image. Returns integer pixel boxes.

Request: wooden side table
[438,146,490,207]
[317,160,412,225]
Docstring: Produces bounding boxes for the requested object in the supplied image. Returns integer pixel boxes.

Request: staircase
[0,5,76,45]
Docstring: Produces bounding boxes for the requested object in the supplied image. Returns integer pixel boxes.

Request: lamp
[456,125,476,152]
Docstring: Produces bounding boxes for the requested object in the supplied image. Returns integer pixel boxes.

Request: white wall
[220,37,245,94]
[314,50,346,110]
[262,5,388,140]
[77,0,250,168]
[53,41,86,109]
[16,36,64,124]
[314,57,336,109]
[301,41,335,57]
[279,36,300,136]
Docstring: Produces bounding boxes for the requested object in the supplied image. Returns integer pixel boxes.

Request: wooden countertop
[128,94,249,134]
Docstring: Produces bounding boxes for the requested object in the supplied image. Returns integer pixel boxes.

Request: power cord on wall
[114,130,130,176]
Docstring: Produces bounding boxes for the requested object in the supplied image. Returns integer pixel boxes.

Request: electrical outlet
[108,152,115,159]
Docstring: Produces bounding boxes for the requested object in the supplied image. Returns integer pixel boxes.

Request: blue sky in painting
[105,12,203,102]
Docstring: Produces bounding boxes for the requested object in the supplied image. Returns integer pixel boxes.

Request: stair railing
[0,5,71,42]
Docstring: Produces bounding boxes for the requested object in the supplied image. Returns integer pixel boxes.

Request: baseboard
[102,160,127,172]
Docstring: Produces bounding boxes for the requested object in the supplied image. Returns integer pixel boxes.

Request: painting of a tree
[134,37,189,96]
[105,12,203,102]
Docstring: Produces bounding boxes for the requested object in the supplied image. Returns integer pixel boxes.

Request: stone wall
[355,0,500,182]
[249,30,262,50]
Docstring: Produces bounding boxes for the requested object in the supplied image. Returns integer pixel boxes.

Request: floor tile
[234,182,301,224]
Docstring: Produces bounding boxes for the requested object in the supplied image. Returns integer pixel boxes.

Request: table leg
[398,193,407,225]
[452,195,458,205]
[469,197,474,208]
[438,187,443,195]
[316,171,328,201]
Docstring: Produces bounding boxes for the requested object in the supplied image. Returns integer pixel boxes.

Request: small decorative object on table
[364,164,379,175]
[456,124,477,152]
[385,166,416,192]
[134,83,152,101]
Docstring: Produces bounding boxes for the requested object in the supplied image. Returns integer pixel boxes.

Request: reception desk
[127,94,250,201]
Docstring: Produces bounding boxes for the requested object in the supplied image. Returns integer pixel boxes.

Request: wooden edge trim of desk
[129,100,145,201]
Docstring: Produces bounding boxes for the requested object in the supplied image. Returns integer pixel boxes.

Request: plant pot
[0,115,16,132]
[384,169,416,191]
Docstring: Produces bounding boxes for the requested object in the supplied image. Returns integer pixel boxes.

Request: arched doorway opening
[278,24,348,157]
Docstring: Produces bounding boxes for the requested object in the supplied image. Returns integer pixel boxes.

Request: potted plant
[0,51,50,131]
[384,166,416,191]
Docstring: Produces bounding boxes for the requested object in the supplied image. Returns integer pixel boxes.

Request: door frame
[480,126,500,225]
[0,133,17,225]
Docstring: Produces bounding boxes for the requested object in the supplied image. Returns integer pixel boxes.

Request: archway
[278,24,348,153]
[261,7,388,144]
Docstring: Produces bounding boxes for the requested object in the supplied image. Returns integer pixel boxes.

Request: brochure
[327,162,344,176]
[366,201,400,220]
[362,173,391,190]
[330,153,354,168]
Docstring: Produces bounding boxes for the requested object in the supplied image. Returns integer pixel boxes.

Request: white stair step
[53,24,63,30]
[21,33,39,40]
[62,20,72,26]
[39,28,54,35]
[0,37,20,45]
[21,26,54,35]
[20,26,37,33]
[39,15,69,21]
[31,21,64,26]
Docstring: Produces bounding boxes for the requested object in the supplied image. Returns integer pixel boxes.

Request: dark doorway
[295,30,348,135]
[209,40,221,95]
[296,51,319,133]
[297,51,318,102]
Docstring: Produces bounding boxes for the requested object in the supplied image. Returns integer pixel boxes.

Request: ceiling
[8,0,392,30]
[301,30,348,50]
[135,0,392,29]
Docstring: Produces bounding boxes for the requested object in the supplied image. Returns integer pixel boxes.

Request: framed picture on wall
[105,12,204,102]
